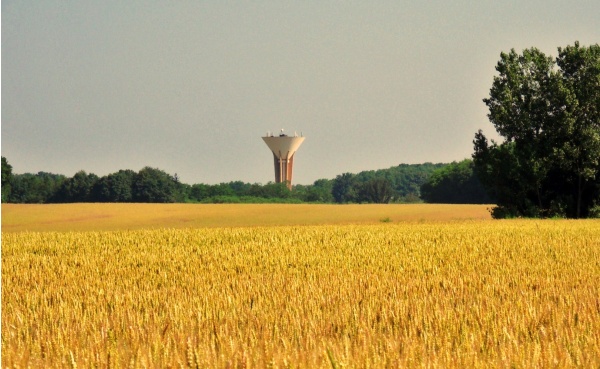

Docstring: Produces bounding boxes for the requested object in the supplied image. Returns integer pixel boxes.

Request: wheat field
[1,203,491,232]
[2,207,600,368]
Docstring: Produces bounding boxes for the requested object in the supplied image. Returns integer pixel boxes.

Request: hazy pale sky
[2,1,599,185]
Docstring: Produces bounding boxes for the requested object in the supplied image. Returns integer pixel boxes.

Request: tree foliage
[1,160,448,204]
[420,159,490,204]
[8,172,66,203]
[358,178,394,204]
[2,156,13,202]
[474,42,600,218]
[132,167,178,203]
[92,170,136,202]
[55,171,99,202]
[332,163,446,203]
[332,173,358,203]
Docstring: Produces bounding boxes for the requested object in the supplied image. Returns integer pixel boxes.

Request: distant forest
[1,157,490,205]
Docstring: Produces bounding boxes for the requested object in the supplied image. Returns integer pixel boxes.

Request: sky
[2,1,599,185]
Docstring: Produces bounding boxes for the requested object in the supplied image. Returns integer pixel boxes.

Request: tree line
[2,158,489,205]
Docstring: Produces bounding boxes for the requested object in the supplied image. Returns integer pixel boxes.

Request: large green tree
[554,43,600,217]
[474,42,600,218]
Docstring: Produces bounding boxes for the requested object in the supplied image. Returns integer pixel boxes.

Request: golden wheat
[2,220,600,368]
[1,203,492,232]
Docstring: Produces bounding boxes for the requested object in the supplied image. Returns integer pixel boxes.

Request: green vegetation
[332,163,445,203]
[1,157,446,205]
[420,159,490,204]
[474,42,600,218]
[1,156,13,202]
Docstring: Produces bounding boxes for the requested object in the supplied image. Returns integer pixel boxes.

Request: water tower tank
[262,130,305,189]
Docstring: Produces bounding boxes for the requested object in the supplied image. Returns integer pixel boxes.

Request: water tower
[262,129,305,189]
